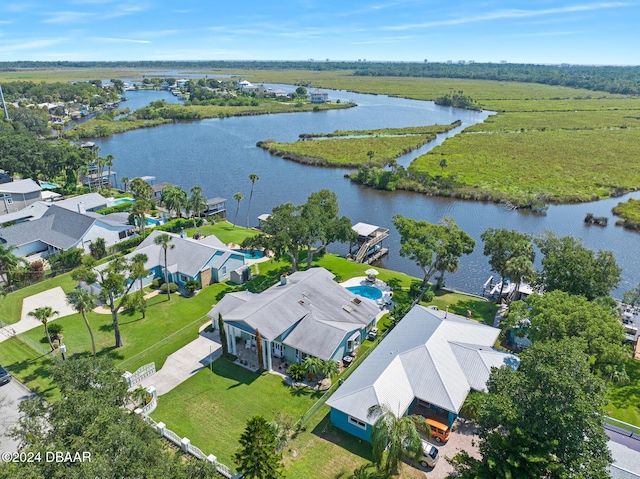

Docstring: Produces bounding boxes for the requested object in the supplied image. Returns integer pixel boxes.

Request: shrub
[89,237,107,259]
[156,217,203,233]
[287,363,306,382]
[47,323,63,341]
[50,248,84,275]
[151,277,164,289]
[110,232,148,253]
[29,261,45,281]
[159,282,178,294]
[184,279,200,295]
[95,202,132,215]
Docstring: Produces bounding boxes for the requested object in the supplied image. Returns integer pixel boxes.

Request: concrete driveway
[138,330,222,396]
[0,287,76,344]
[0,379,36,453]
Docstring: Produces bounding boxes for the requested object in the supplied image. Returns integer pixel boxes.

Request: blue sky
[0,1,638,64]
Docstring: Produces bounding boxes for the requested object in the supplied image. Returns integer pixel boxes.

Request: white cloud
[0,38,67,53]
[43,11,93,24]
[384,2,630,31]
[92,37,152,44]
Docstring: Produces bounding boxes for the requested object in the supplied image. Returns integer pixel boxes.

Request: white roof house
[327,305,519,427]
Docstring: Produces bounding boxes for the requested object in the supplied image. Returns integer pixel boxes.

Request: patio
[233,339,289,373]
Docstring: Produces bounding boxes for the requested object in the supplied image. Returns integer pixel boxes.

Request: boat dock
[349,222,389,264]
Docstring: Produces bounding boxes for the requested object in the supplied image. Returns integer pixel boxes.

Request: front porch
[233,339,290,373]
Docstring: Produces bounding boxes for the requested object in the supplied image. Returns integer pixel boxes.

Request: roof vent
[351,297,362,305]
[342,305,354,313]
[280,274,288,286]
[298,299,306,306]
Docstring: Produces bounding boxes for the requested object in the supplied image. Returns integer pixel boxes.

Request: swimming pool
[40,182,60,189]
[234,249,265,260]
[346,285,383,300]
[145,217,161,226]
[112,198,134,206]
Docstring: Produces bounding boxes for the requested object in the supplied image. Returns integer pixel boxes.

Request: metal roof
[326,305,519,424]
[352,222,380,237]
[0,179,41,195]
[54,193,109,212]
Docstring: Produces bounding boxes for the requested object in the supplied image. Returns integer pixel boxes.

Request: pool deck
[340,276,394,310]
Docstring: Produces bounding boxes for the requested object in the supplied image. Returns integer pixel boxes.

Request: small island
[613,198,640,231]
[257,122,461,168]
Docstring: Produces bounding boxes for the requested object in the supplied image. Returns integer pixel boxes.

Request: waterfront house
[326,305,519,441]
[0,179,42,216]
[310,90,329,103]
[0,204,134,259]
[89,230,246,293]
[203,197,226,218]
[207,267,381,371]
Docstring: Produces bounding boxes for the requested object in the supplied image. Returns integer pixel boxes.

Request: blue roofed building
[326,304,519,442]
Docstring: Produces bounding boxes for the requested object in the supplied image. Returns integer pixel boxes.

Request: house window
[348,416,367,430]
[221,266,226,275]
[180,274,189,282]
[5,196,13,205]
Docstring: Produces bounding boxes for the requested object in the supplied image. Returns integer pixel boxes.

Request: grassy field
[300,122,460,138]
[63,118,171,139]
[184,219,260,245]
[612,198,640,231]
[261,134,435,167]
[606,357,640,426]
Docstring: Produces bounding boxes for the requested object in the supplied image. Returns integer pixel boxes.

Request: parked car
[405,439,439,468]
[0,365,11,385]
[367,327,378,341]
[413,417,452,443]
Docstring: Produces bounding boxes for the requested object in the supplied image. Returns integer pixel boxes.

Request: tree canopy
[392,215,474,293]
[451,339,611,479]
[534,231,621,300]
[507,290,626,377]
[5,357,218,479]
[234,415,284,479]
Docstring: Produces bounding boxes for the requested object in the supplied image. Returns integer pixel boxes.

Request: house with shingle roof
[207,267,381,371]
[89,230,246,294]
[326,304,519,441]
[0,204,134,258]
[0,179,42,216]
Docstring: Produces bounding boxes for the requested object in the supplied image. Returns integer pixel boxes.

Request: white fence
[605,416,640,441]
[135,402,235,478]
[122,362,156,388]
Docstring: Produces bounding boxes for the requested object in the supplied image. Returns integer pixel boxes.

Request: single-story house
[0,204,135,258]
[0,179,42,216]
[0,193,109,227]
[326,305,519,441]
[207,267,382,371]
[90,230,246,293]
[310,90,329,103]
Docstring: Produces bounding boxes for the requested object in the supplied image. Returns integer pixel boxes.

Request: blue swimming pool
[145,217,161,226]
[346,285,383,300]
[40,181,60,189]
[112,197,134,206]
[234,249,264,260]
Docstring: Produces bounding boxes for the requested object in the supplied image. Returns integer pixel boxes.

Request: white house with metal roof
[326,304,519,442]
[207,267,382,372]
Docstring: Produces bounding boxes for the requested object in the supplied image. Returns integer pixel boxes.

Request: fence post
[122,371,133,388]
[181,437,190,453]
[146,385,157,402]
[207,454,217,465]
[134,408,143,415]
[157,422,166,438]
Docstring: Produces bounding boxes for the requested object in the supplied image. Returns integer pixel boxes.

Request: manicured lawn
[185,220,259,245]
[150,359,323,467]
[2,272,77,325]
[606,357,640,426]
[426,290,497,326]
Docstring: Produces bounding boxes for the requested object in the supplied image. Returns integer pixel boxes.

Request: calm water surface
[96,88,640,297]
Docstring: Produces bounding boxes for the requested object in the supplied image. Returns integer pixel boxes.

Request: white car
[367,327,378,340]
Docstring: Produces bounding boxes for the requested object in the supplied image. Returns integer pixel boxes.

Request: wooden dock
[362,247,388,264]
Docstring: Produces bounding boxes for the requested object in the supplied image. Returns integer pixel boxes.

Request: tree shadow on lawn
[606,359,640,410]
[286,383,324,400]
[309,412,373,461]
[209,358,261,388]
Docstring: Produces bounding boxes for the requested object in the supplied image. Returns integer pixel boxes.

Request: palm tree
[367,403,424,476]
[0,244,21,288]
[161,185,188,218]
[67,290,97,358]
[187,185,207,229]
[505,254,535,305]
[78,165,90,192]
[232,192,243,228]
[130,200,151,235]
[246,173,259,228]
[28,306,59,352]
[131,253,149,291]
[105,154,114,190]
[303,356,323,382]
[121,176,129,192]
[439,158,448,176]
[96,156,106,190]
[153,233,174,300]
[321,359,339,381]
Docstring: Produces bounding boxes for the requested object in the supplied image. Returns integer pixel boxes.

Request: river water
[94,88,640,297]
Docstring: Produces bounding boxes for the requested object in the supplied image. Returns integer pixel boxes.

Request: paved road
[0,379,36,453]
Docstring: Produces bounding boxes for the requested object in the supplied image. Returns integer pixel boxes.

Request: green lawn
[606,358,640,426]
[150,359,323,467]
[185,220,259,245]
[426,290,497,326]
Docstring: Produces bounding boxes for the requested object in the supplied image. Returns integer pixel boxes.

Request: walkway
[138,329,222,396]
[0,287,76,344]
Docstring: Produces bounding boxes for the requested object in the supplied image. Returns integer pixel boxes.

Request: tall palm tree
[130,200,151,235]
[367,403,424,476]
[505,254,536,305]
[121,176,129,193]
[232,192,243,228]
[131,253,149,291]
[153,233,174,300]
[303,356,323,382]
[187,185,207,229]
[320,359,339,381]
[439,158,448,176]
[0,244,20,288]
[67,290,97,358]
[105,154,114,190]
[246,173,259,228]
[96,156,106,190]
[161,185,188,218]
[28,306,59,352]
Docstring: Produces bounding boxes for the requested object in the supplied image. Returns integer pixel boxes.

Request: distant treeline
[2,61,640,95]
